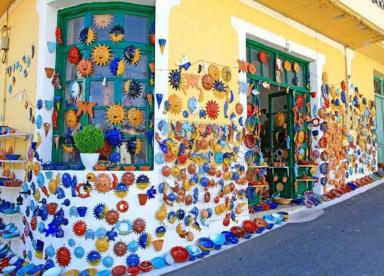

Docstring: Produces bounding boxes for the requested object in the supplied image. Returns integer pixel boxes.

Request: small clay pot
[138,194,148,206]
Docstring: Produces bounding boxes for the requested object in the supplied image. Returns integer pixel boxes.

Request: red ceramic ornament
[139,261,153,272]
[259,51,268,63]
[206,100,219,120]
[223,213,230,226]
[341,80,346,91]
[127,266,140,275]
[296,95,304,110]
[56,247,71,267]
[121,172,135,185]
[105,209,119,225]
[112,265,127,276]
[149,34,156,45]
[68,47,81,65]
[113,241,127,257]
[99,141,113,157]
[116,200,129,213]
[52,110,58,129]
[248,63,256,75]
[72,220,87,237]
[55,26,63,45]
[202,74,214,90]
[132,218,146,234]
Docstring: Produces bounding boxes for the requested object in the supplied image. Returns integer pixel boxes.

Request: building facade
[0,0,383,273]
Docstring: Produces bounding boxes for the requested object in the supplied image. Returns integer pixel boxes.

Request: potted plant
[74,125,104,170]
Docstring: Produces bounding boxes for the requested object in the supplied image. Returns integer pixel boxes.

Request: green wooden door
[375,95,384,164]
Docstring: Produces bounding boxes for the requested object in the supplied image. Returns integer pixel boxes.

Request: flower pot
[138,194,148,206]
[80,153,99,171]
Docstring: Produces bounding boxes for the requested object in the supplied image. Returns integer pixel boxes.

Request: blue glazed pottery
[151,257,166,269]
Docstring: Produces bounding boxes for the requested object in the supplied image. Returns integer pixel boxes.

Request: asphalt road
[164,184,384,276]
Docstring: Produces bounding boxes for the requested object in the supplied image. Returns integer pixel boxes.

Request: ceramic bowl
[170,246,189,263]
[197,237,215,251]
[151,257,166,269]
[209,233,225,246]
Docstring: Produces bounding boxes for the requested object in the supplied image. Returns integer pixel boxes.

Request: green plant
[74,125,104,153]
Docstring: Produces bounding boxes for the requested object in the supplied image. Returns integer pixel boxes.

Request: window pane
[92,109,109,131]
[124,15,147,43]
[262,53,273,79]
[67,17,85,45]
[89,80,115,106]
[248,48,261,76]
[374,79,381,95]
[93,59,115,78]
[93,14,116,41]
[297,65,304,87]
[120,138,148,164]
[287,71,295,86]
[122,82,147,107]
[124,55,148,78]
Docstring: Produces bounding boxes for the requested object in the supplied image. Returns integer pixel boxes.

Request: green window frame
[246,39,310,93]
[374,75,384,95]
[53,2,155,169]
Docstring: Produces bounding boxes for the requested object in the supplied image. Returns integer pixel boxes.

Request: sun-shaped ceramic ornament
[93,14,114,29]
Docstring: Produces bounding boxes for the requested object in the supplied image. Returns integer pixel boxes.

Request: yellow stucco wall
[352,51,384,99]
[0,0,38,134]
[168,0,382,100]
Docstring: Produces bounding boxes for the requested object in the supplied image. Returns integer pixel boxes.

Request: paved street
[165,184,384,276]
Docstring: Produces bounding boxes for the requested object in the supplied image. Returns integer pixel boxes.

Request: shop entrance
[245,39,315,205]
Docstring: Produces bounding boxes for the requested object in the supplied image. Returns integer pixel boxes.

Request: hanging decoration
[92,44,112,66]
[106,104,125,125]
[109,58,126,76]
[76,101,96,118]
[124,45,141,65]
[127,108,144,128]
[68,47,81,65]
[93,14,113,29]
[77,59,94,77]
[110,25,125,42]
[206,100,220,120]
[166,94,183,114]
[79,27,96,45]
[124,80,142,99]
[65,110,78,129]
